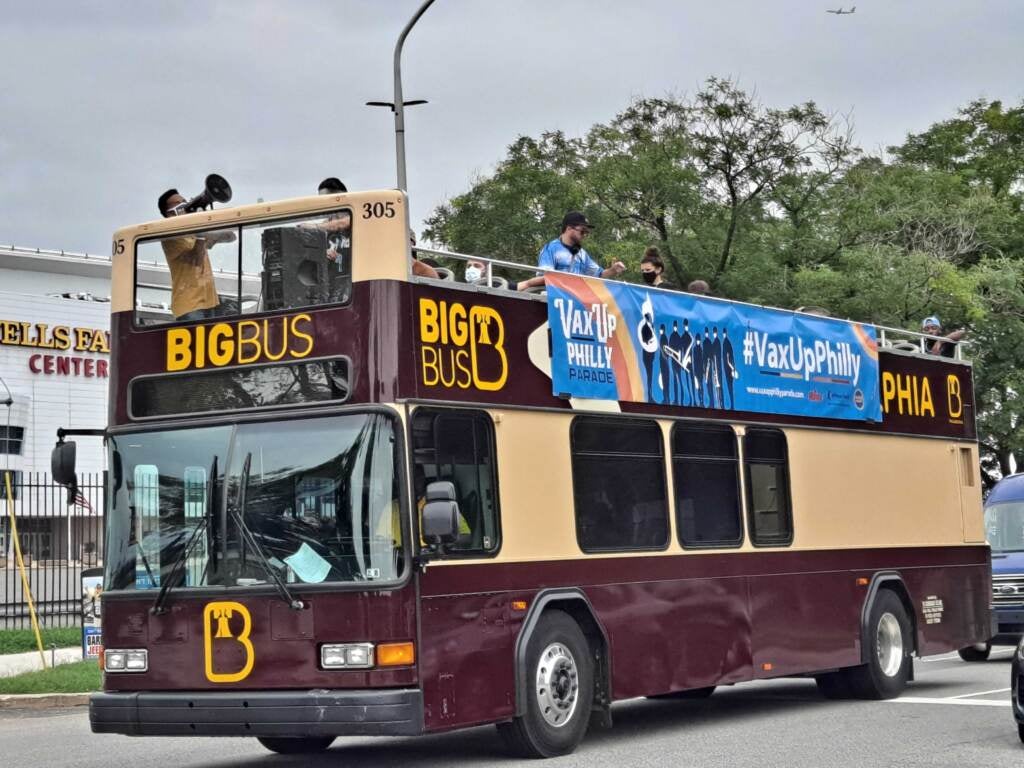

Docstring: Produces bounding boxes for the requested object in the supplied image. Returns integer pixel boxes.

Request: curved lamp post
[367,0,437,191]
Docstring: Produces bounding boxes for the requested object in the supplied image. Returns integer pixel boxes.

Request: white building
[1,246,115,477]
[0,245,171,568]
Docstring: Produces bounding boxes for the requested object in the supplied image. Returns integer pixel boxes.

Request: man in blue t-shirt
[517,211,626,291]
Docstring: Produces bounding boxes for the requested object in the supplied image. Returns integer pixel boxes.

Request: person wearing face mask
[464,260,485,284]
[639,247,677,290]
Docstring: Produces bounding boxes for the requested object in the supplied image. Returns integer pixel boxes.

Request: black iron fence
[0,471,105,629]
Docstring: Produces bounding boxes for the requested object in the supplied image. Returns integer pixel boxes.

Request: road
[1,649,1020,768]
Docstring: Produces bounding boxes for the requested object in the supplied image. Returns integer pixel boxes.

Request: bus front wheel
[498,610,594,758]
[257,736,335,754]
[847,589,913,699]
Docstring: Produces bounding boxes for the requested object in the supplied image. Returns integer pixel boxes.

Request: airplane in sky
[826,6,856,13]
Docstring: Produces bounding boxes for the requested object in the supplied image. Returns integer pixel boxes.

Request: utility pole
[367,0,436,191]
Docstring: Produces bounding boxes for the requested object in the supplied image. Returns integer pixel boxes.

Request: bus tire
[957,642,991,662]
[257,736,335,754]
[847,589,912,699]
[498,610,594,758]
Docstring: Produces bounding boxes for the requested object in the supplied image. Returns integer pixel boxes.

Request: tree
[687,78,856,283]
[821,159,1012,267]
[423,132,586,263]
[579,98,702,283]
[893,98,1024,199]
[967,259,1024,486]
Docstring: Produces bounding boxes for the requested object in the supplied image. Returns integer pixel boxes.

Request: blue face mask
[465,266,482,283]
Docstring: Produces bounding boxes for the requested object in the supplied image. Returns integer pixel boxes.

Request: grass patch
[0,627,82,655]
[0,660,101,694]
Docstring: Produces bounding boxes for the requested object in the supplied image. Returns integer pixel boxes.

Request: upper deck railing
[411,246,969,362]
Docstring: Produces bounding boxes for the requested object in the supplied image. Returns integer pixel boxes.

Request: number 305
[362,202,396,219]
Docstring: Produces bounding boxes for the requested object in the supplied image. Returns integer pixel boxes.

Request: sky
[0,1,1022,257]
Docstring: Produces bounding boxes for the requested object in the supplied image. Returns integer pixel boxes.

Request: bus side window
[412,409,500,556]
[672,423,743,548]
[570,417,669,553]
[743,428,793,547]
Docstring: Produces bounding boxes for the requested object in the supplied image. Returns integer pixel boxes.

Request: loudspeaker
[262,227,350,310]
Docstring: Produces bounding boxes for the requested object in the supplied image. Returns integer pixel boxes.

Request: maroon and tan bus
[66,189,989,758]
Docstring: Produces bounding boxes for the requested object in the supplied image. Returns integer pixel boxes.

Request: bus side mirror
[422,481,460,545]
[51,440,77,487]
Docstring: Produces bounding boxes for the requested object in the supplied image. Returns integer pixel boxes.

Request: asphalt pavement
[0,647,1020,768]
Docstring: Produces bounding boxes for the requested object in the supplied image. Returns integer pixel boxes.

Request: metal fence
[0,471,105,629]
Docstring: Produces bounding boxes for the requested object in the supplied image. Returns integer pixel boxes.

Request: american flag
[73,491,94,514]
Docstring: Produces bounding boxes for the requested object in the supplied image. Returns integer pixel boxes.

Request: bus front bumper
[90,688,423,737]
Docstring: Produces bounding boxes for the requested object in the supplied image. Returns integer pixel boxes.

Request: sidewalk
[0,647,92,710]
[0,647,84,678]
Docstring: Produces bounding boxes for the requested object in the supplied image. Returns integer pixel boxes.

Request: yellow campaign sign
[203,601,255,683]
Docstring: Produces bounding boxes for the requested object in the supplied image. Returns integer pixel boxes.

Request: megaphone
[183,173,232,213]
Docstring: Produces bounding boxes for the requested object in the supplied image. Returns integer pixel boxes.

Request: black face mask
[641,271,658,285]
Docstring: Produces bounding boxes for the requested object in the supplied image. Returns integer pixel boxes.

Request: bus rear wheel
[846,589,912,699]
[257,736,335,754]
[498,610,594,758]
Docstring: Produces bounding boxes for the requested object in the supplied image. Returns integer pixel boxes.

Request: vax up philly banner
[545,273,881,422]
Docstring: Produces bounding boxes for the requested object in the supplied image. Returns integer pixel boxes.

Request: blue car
[962,474,1024,661]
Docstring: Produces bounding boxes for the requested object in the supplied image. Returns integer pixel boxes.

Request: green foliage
[0,660,100,694]
[967,259,1024,482]
[0,627,82,655]
[792,246,980,328]
[893,99,1024,198]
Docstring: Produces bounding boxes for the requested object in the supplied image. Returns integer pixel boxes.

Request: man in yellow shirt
[158,189,236,321]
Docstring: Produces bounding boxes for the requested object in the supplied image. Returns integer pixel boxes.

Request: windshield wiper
[151,456,217,615]
[232,452,304,610]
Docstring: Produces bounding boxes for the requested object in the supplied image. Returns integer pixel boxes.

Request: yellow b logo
[203,601,255,683]
[947,375,963,420]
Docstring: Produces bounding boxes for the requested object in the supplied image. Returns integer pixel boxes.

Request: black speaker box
[262,227,350,310]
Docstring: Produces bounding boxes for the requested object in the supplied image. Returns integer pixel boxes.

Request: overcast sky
[1,1,1022,257]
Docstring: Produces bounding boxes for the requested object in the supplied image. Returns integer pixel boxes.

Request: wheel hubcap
[876,612,903,677]
[535,642,579,727]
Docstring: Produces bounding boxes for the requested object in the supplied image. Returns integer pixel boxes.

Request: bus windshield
[105,412,403,591]
[984,501,1024,554]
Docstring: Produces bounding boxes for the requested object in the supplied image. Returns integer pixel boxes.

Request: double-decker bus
[57,188,989,758]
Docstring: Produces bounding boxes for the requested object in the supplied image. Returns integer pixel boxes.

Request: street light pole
[379,0,437,191]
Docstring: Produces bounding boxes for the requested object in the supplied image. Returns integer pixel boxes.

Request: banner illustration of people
[545,272,881,422]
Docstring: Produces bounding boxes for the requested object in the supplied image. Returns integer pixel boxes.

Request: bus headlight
[321,643,374,669]
[105,649,148,672]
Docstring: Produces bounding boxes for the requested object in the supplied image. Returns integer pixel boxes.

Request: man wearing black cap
[517,211,626,291]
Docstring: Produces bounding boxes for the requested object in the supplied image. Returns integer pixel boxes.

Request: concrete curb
[0,692,90,710]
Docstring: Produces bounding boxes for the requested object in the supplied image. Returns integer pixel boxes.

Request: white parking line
[892,697,1008,707]
[950,688,1012,699]
[920,649,1015,663]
